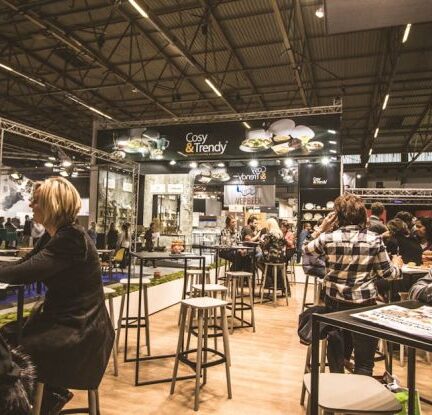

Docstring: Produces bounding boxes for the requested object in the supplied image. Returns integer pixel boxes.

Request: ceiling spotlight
[128,0,148,18]
[189,161,198,169]
[329,140,337,145]
[242,122,251,129]
[249,159,259,168]
[321,156,330,165]
[329,149,337,153]
[205,78,222,97]
[217,162,225,168]
[327,129,336,134]
[60,170,69,177]
[315,6,324,18]
[48,156,56,161]
[382,94,390,110]
[62,160,72,167]
[374,127,379,138]
[356,174,362,179]
[169,160,176,165]
[284,158,293,167]
[44,161,54,168]
[402,23,411,43]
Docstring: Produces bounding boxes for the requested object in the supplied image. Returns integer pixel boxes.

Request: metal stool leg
[88,390,98,415]
[282,265,289,306]
[247,276,256,332]
[230,277,237,334]
[273,265,277,307]
[116,292,125,352]
[260,264,268,303]
[302,274,310,312]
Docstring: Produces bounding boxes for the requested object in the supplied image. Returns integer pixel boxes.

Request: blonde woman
[0,177,114,414]
[261,218,285,262]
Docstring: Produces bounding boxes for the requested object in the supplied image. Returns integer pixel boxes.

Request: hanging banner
[98,113,341,162]
[224,185,275,207]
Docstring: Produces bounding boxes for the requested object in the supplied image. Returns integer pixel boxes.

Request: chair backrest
[113,248,126,262]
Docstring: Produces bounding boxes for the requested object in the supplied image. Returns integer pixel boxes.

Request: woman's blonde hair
[34,177,81,228]
[266,217,283,238]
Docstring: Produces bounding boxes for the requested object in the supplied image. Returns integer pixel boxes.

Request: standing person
[368,202,388,235]
[4,218,16,249]
[87,221,97,246]
[22,215,32,247]
[303,194,402,376]
[0,177,114,414]
[414,217,432,252]
[106,222,118,250]
[31,221,45,247]
[297,222,311,263]
[144,222,156,252]
[118,222,131,250]
[0,217,4,248]
[219,216,240,261]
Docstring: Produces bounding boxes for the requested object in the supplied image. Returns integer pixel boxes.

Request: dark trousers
[325,297,378,376]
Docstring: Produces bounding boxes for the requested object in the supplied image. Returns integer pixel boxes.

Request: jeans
[324,297,379,376]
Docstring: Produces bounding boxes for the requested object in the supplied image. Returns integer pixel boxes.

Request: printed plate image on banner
[224,185,275,207]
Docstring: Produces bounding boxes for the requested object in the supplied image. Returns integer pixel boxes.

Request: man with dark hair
[241,215,260,242]
[368,202,387,235]
[23,215,32,247]
[395,211,415,234]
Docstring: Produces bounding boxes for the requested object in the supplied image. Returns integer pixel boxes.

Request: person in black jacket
[106,222,118,250]
[0,177,114,415]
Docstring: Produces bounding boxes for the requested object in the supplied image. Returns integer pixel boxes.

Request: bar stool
[301,273,323,312]
[303,373,402,414]
[260,263,289,307]
[32,383,100,415]
[186,269,211,296]
[189,283,228,350]
[171,297,232,411]
[116,276,151,359]
[300,340,327,406]
[103,286,119,376]
[225,271,256,334]
[286,249,297,284]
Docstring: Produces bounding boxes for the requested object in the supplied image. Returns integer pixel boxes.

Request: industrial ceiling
[0,0,431,166]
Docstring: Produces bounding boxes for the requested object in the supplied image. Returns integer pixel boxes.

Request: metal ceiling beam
[0,116,137,168]
[402,94,432,150]
[0,0,177,117]
[110,2,218,113]
[270,0,309,106]
[118,0,239,113]
[362,27,403,165]
[101,102,341,129]
[200,0,266,110]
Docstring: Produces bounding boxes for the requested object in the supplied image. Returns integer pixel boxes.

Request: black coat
[0,224,114,390]
[386,234,423,265]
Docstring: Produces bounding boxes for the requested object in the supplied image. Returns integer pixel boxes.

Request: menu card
[352,305,432,340]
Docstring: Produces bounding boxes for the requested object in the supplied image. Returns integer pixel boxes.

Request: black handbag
[297,305,329,345]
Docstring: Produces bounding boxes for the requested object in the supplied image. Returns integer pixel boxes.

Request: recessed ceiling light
[284,158,293,167]
[170,160,176,165]
[329,140,337,145]
[62,160,72,167]
[44,161,54,168]
[189,161,198,169]
[242,122,251,129]
[374,128,379,138]
[382,94,389,110]
[327,129,336,134]
[249,159,259,167]
[217,162,225,167]
[329,149,337,153]
[321,156,330,165]
[402,23,411,43]
[48,156,56,161]
[315,6,324,18]
[60,170,69,177]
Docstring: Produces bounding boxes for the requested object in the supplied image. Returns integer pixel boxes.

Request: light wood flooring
[66,284,432,415]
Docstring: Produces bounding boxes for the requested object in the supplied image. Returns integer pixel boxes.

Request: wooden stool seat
[192,283,228,292]
[182,296,228,309]
[303,373,402,414]
[120,277,151,285]
[187,269,210,275]
[225,271,252,277]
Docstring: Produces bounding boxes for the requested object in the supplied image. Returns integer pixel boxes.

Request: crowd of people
[0,215,45,249]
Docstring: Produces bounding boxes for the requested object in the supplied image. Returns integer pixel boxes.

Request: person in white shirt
[117,223,131,249]
[31,221,45,246]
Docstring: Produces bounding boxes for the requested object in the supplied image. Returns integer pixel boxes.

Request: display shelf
[301,209,332,212]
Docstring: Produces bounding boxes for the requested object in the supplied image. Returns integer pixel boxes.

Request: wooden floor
[66,284,432,415]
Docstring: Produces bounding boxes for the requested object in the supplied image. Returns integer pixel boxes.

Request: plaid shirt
[304,225,401,304]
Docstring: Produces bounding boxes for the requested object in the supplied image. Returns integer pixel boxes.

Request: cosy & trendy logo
[313,177,328,185]
[184,132,227,155]
[233,166,267,183]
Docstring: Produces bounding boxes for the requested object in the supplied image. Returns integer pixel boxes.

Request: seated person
[0,177,114,414]
[409,272,432,303]
[302,219,325,279]
[260,218,286,289]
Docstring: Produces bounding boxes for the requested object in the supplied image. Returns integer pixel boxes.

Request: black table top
[314,300,432,351]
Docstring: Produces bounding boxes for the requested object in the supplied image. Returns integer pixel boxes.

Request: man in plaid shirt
[303,194,402,375]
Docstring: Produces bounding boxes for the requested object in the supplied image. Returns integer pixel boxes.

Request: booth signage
[167,183,184,193]
[299,163,340,189]
[224,185,275,207]
[184,132,228,155]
